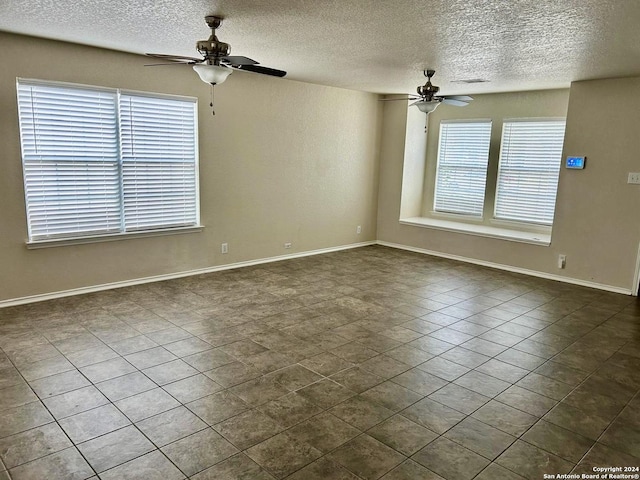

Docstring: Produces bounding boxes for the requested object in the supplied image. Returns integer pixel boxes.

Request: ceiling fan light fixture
[415,101,441,114]
[192,64,232,85]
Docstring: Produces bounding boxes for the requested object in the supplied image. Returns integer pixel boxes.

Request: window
[495,120,566,225]
[434,120,492,216]
[17,79,199,242]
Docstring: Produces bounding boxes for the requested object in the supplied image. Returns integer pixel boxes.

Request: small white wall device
[566,156,586,169]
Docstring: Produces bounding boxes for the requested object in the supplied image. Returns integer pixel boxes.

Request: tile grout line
[566,359,640,474]
[486,337,639,479]
[0,246,637,480]
[0,347,99,479]
[2,334,209,479]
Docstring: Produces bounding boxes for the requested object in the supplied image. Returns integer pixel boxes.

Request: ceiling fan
[145,16,286,113]
[384,70,473,114]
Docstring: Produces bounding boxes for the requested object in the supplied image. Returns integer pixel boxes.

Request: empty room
[0,1,639,479]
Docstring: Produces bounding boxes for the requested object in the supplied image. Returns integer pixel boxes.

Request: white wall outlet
[284,242,292,249]
[558,254,566,269]
[221,243,228,254]
[628,172,640,184]
[356,225,362,234]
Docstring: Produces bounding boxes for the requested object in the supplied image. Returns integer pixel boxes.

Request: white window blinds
[120,94,198,231]
[434,121,492,216]
[17,79,198,242]
[495,120,566,225]
[17,82,121,239]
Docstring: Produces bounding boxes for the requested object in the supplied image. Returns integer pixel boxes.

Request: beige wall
[0,33,382,302]
[377,80,640,292]
[552,77,640,291]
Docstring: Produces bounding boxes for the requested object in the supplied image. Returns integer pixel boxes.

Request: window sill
[399,217,551,246]
[26,225,204,249]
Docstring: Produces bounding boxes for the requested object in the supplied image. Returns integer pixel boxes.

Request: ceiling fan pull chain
[210,83,216,115]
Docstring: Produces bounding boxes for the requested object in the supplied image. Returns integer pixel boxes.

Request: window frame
[16,78,201,246]
[426,116,565,234]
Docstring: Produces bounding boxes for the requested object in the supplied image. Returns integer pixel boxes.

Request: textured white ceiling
[1,0,640,95]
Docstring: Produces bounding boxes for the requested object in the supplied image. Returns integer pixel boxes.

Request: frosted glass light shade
[415,101,441,114]
[192,64,232,85]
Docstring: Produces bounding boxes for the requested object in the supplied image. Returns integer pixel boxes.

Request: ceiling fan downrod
[417,69,440,101]
[198,15,230,66]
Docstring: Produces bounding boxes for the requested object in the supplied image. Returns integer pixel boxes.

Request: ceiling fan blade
[146,53,204,63]
[379,96,421,102]
[444,95,473,102]
[410,99,431,106]
[221,56,259,66]
[441,98,470,107]
[233,64,287,77]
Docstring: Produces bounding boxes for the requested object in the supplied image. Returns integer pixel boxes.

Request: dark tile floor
[0,245,639,479]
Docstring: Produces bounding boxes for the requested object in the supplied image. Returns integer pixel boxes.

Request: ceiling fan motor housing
[196,39,231,63]
[417,82,439,100]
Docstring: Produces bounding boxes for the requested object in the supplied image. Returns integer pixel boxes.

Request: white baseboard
[3,239,633,308]
[0,241,376,308]
[377,240,634,296]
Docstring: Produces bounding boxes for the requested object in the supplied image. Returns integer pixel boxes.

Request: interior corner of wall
[399,107,428,219]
